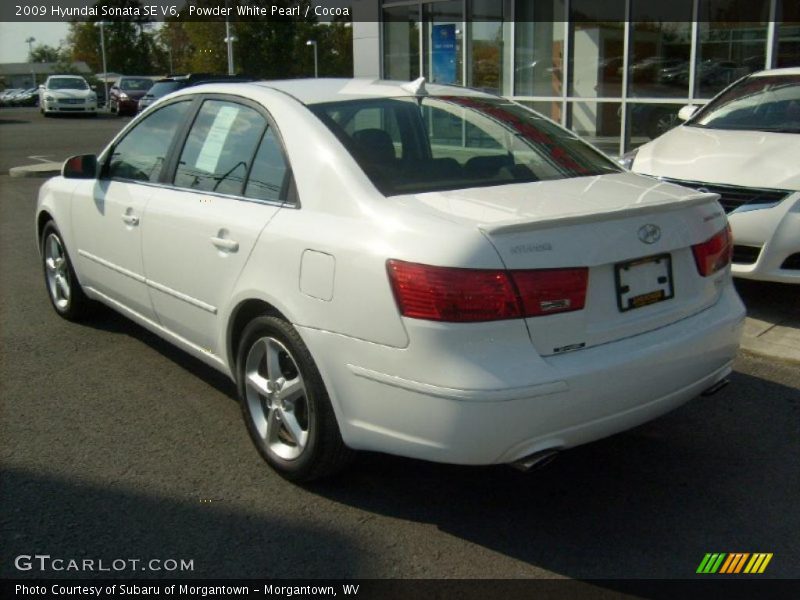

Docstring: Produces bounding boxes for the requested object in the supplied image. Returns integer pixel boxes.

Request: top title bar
[3,0,799,23]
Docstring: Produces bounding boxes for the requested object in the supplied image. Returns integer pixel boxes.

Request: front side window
[689,74,800,132]
[48,77,88,90]
[174,100,267,196]
[107,100,191,182]
[311,96,620,196]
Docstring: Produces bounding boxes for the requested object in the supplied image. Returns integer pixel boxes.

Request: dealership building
[352,0,800,156]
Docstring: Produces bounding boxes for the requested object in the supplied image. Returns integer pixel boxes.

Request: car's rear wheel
[236,316,353,482]
[41,222,91,321]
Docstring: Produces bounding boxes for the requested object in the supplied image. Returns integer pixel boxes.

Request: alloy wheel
[244,336,310,461]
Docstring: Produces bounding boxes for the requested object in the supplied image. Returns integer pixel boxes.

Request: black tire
[236,316,354,482]
[40,221,92,321]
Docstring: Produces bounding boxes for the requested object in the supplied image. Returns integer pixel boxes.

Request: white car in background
[39,75,97,117]
[626,68,800,283]
[36,79,744,481]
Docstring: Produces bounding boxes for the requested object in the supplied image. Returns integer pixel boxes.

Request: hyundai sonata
[36,78,744,481]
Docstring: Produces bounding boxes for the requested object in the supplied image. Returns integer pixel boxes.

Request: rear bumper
[117,99,139,114]
[299,285,745,465]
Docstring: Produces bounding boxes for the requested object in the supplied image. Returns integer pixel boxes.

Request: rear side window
[174,100,267,196]
[107,100,191,182]
[244,127,291,203]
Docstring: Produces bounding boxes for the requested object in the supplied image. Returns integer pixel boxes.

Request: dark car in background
[137,73,255,112]
[0,88,25,106]
[109,76,154,116]
[10,88,40,107]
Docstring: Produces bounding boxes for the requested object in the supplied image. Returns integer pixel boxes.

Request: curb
[740,317,800,365]
[9,162,62,178]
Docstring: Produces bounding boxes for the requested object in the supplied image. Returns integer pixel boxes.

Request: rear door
[141,96,292,355]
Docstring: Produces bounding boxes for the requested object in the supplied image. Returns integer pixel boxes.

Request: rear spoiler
[479,192,721,235]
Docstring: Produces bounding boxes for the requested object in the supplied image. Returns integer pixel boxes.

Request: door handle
[211,236,239,252]
[121,213,139,226]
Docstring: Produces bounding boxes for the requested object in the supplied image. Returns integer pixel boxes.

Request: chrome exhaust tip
[510,448,561,473]
[701,378,731,397]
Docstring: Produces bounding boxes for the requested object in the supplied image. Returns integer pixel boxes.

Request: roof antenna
[401,76,428,97]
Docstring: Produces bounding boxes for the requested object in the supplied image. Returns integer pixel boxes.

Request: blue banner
[432,24,457,84]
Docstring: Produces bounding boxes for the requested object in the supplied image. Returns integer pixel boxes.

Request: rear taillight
[692,225,733,277]
[511,268,588,316]
[386,260,588,323]
[386,260,520,322]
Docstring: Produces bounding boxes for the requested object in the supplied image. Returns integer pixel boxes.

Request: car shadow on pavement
[734,279,800,325]
[0,466,362,579]
[308,368,800,580]
[79,303,237,400]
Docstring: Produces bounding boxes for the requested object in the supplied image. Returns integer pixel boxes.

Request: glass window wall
[383,5,421,81]
[777,0,800,67]
[568,101,622,156]
[514,1,566,96]
[629,1,693,98]
[469,0,506,93]
[423,0,464,86]
[380,0,800,157]
[695,0,770,98]
[568,0,626,97]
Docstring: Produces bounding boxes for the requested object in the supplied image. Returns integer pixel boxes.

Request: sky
[0,22,70,63]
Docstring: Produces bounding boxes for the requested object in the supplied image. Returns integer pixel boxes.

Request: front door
[71,100,193,319]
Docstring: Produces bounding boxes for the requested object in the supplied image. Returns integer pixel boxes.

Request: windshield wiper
[753,127,800,134]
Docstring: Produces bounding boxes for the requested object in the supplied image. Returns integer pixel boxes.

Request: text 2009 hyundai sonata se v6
[36,78,745,481]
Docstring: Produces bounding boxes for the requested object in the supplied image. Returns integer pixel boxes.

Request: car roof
[750,67,800,77]
[247,77,498,105]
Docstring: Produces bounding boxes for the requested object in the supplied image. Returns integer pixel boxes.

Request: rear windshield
[310,96,620,196]
[689,74,800,133]
[48,78,88,90]
[120,78,153,91]
[148,81,185,98]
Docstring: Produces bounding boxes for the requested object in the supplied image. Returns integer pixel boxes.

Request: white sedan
[36,78,744,481]
[39,75,97,117]
[626,67,800,284]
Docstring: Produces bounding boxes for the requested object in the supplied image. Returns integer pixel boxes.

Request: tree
[64,1,160,75]
[29,44,63,63]
[157,20,193,74]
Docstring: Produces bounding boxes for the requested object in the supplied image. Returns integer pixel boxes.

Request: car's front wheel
[236,316,353,481]
[41,222,91,320]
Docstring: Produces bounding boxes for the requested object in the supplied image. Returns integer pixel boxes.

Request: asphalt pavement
[1,107,799,583]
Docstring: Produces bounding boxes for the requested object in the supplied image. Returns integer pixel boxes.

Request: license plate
[615,254,674,312]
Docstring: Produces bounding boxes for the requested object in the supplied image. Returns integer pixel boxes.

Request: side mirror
[62,154,98,179]
[678,105,698,122]
[39,85,45,90]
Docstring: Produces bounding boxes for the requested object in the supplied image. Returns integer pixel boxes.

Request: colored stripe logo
[697,553,773,574]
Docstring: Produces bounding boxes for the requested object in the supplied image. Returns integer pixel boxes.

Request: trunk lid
[397,173,730,356]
